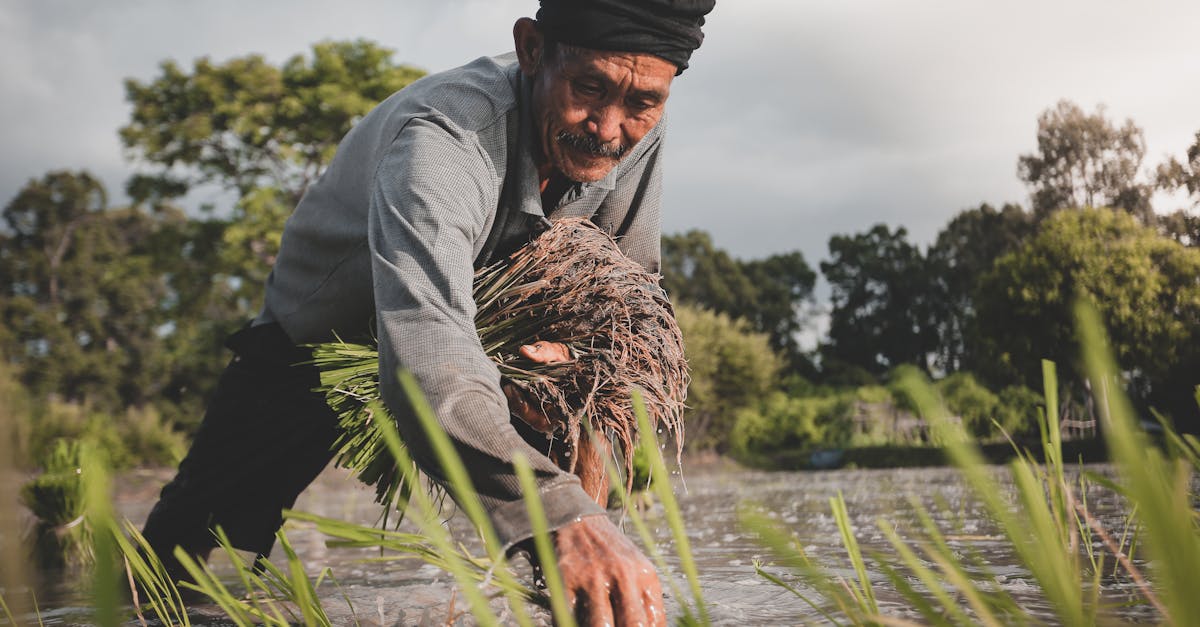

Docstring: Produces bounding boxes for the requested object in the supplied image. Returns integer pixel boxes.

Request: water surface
[29,462,1156,625]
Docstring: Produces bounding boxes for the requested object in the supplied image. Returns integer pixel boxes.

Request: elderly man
[141,0,714,623]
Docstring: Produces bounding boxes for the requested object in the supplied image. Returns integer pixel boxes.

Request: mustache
[555,130,628,159]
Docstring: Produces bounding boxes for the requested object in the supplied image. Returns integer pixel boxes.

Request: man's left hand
[553,515,666,626]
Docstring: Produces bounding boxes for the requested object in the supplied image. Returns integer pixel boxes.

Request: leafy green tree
[674,305,782,452]
[121,39,425,205]
[114,41,428,426]
[995,384,1044,440]
[820,224,933,377]
[1157,210,1200,248]
[121,39,426,317]
[0,172,175,410]
[740,252,817,365]
[975,208,1200,431]
[730,392,853,460]
[1017,100,1152,221]
[661,230,816,370]
[925,203,1034,373]
[660,230,755,312]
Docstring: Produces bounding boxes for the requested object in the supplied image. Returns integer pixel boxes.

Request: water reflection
[34,463,1160,625]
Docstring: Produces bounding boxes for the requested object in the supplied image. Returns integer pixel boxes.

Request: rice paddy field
[4,307,1198,626]
[8,461,1167,625]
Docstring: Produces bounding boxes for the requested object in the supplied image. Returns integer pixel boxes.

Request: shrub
[731,392,854,461]
[675,305,781,452]
[937,372,1000,437]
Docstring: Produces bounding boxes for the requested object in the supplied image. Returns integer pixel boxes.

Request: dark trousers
[140,323,340,574]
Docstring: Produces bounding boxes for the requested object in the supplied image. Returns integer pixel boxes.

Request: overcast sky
[3,0,1198,268]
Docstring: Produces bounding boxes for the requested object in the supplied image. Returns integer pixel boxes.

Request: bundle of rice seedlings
[311,217,688,511]
[20,439,92,567]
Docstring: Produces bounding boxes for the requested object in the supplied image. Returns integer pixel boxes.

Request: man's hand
[503,341,572,433]
[519,340,571,364]
[553,515,666,626]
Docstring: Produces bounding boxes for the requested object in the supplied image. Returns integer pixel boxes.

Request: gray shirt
[256,53,666,546]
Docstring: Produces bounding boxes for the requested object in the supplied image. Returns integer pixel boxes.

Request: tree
[0,172,176,410]
[121,40,425,316]
[1156,130,1200,247]
[1157,130,1200,208]
[660,230,756,317]
[739,252,817,365]
[1017,100,1152,221]
[925,203,1033,373]
[113,41,429,426]
[121,39,425,205]
[1157,209,1200,248]
[661,230,816,370]
[820,224,933,377]
[975,208,1200,431]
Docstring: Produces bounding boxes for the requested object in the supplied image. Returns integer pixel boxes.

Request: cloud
[2,0,1197,272]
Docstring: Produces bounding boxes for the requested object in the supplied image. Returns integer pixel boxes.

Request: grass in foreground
[744,299,1199,625]
[5,299,1197,625]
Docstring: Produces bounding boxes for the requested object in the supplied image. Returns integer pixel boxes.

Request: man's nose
[585,105,622,146]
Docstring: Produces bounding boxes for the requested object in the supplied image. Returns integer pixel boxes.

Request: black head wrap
[535,0,715,74]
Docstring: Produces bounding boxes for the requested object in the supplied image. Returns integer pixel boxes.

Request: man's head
[514,0,715,183]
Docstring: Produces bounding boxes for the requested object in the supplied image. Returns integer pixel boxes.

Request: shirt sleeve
[367,116,605,548]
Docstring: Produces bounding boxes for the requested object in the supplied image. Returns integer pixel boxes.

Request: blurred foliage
[730,392,853,460]
[674,305,781,452]
[924,203,1033,373]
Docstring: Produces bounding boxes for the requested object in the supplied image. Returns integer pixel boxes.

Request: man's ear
[513,17,545,77]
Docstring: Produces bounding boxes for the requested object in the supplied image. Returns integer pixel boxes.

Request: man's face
[528,44,676,183]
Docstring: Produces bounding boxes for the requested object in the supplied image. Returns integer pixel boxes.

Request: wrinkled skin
[513,17,675,184]
[508,340,664,626]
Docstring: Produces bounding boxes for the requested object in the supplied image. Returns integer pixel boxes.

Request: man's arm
[370,116,666,625]
[367,116,605,545]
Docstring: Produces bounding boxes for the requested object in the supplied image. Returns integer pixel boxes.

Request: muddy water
[28,462,1155,625]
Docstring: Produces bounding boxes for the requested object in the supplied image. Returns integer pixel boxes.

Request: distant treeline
[1,41,1198,468]
[664,99,1200,456]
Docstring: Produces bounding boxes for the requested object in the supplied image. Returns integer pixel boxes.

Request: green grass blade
[595,430,698,625]
[871,557,953,627]
[1077,299,1200,624]
[877,519,974,626]
[370,397,502,627]
[633,389,709,624]
[829,491,877,614]
[397,370,534,626]
[512,454,576,627]
[114,520,191,626]
[740,509,851,624]
[752,561,846,626]
[79,442,121,627]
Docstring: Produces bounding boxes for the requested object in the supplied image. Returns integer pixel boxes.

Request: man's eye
[628,98,656,112]
[573,81,603,96]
